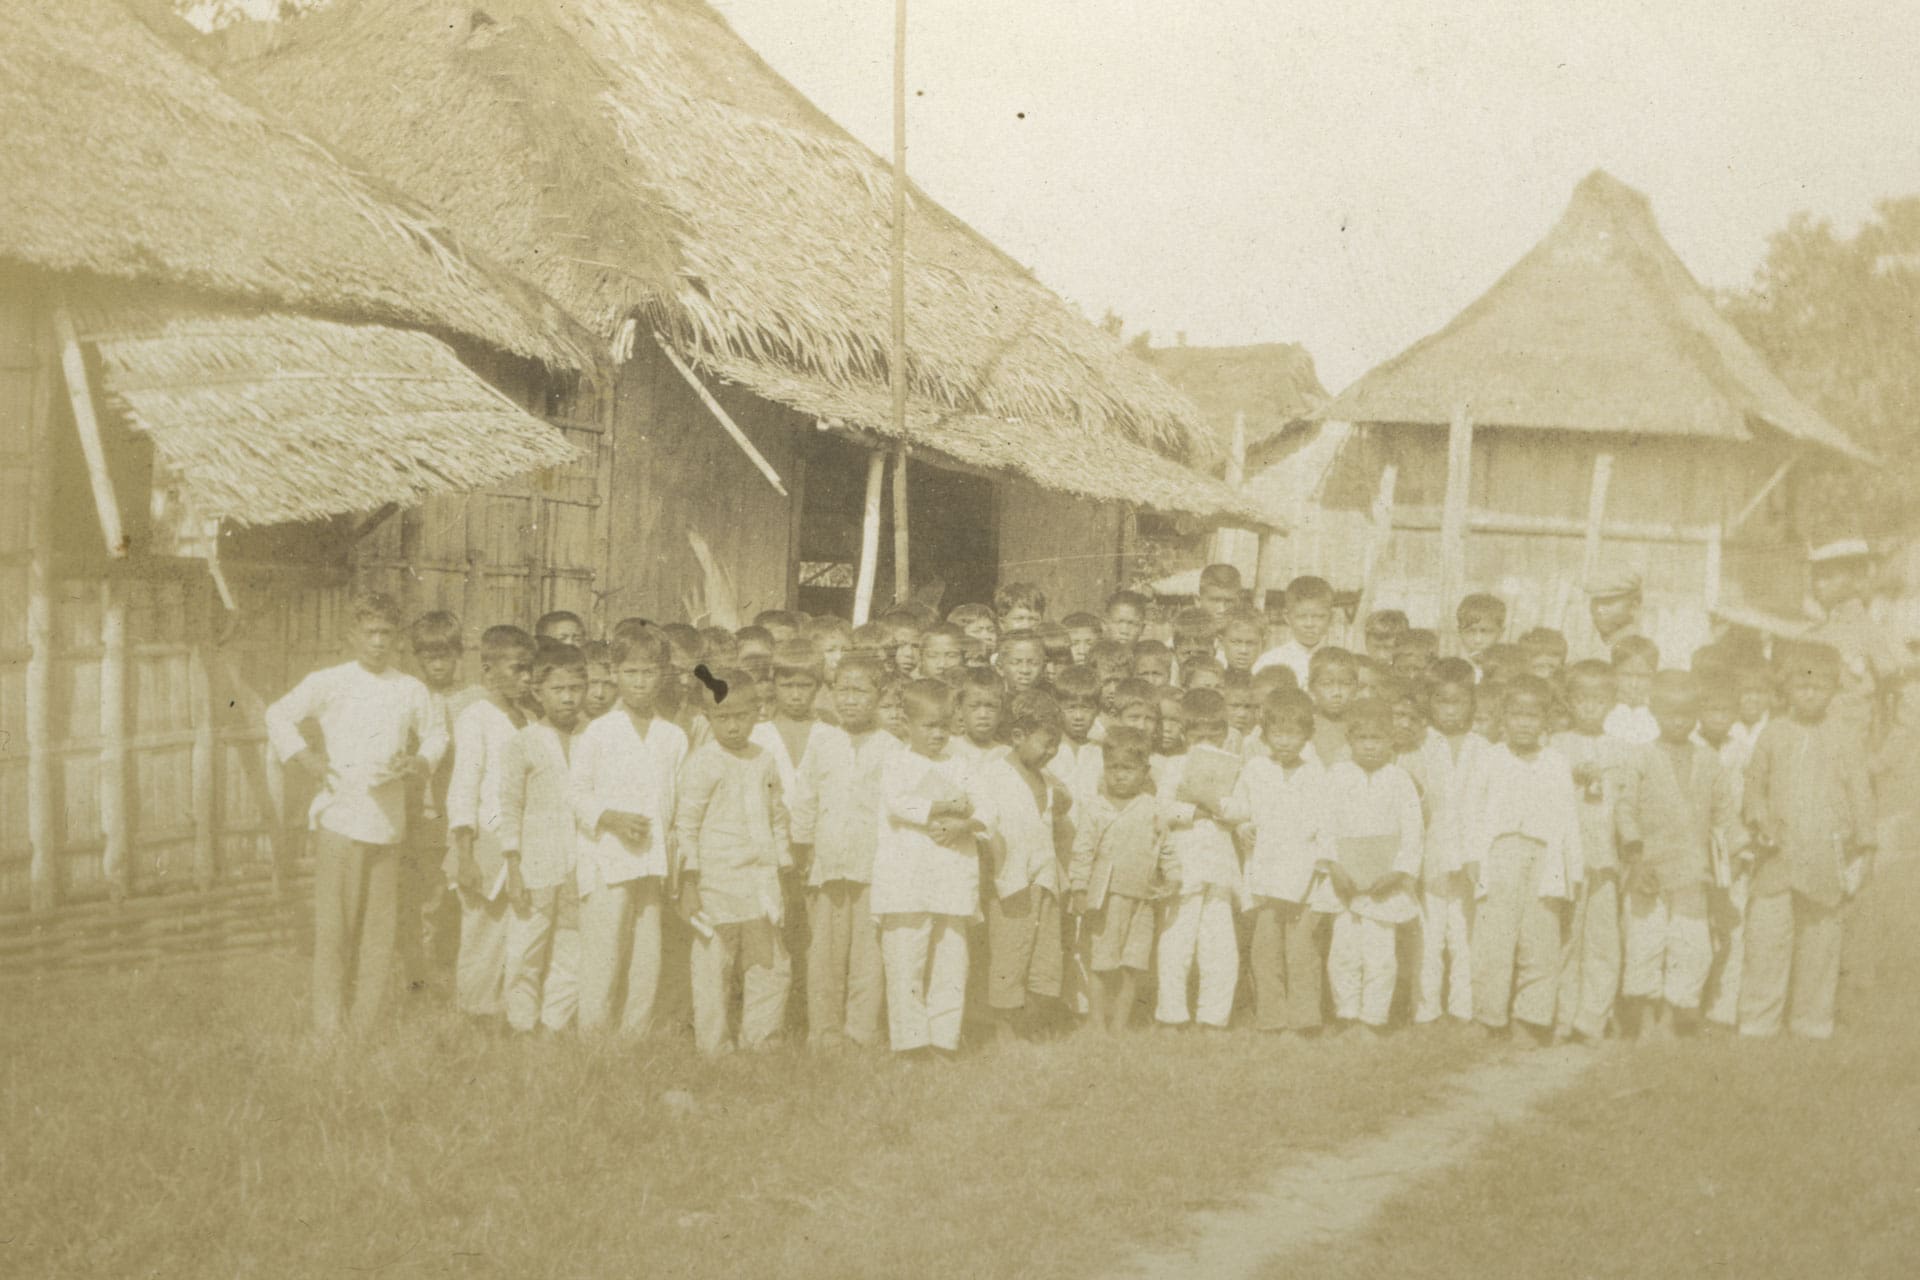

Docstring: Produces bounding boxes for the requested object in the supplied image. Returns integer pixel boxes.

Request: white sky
[708,0,1920,392]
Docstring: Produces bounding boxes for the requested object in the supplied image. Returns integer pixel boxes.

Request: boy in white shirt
[569,627,687,1039]
[445,625,535,1019]
[1400,659,1492,1026]
[1604,636,1661,745]
[265,590,446,1036]
[751,638,824,1029]
[1252,576,1335,686]
[949,666,1008,767]
[1152,688,1245,1031]
[676,669,793,1055]
[1551,660,1631,1043]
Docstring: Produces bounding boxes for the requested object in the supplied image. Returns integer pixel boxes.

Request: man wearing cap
[1804,538,1903,754]
[1578,568,1645,663]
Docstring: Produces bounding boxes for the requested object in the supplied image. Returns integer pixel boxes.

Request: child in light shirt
[1306,646,1358,766]
[1087,638,1136,742]
[1067,727,1176,1033]
[1400,659,1491,1026]
[1321,699,1424,1031]
[1221,669,1258,755]
[1393,628,1440,684]
[1101,590,1148,649]
[751,638,823,1027]
[1455,594,1507,678]
[1152,689,1244,1031]
[998,630,1049,696]
[569,626,687,1039]
[920,622,968,681]
[947,603,999,667]
[974,689,1072,1039]
[874,680,983,1055]
[1219,608,1266,679]
[1605,636,1661,745]
[1135,639,1176,690]
[1048,665,1106,810]
[676,669,793,1056]
[1169,609,1213,682]
[950,666,1008,766]
[498,641,587,1034]
[1615,670,1743,1037]
[581,640,617,723]
[266,590,447,1036]
[790,655,898,1048]
[1252,575,1335,686]
[1061,613,1103,667]
[1236,665,1300,761]
[1550,660,1631,1043]
[994,582,1047,636]
[445,625,536,1019]
[1363,610,1409,666]
[1181,657,1226,695]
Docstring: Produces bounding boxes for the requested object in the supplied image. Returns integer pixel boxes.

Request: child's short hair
[1731,657,1775,694]
[1007,688,1064,735]
[610,616,651,644]
[946,602,998,630]
[699,665,755,711]
[883,603,937,630]
[900,677,954,722]
[1251,664,1299,696]
[772,638,824,684]
[480,624,537,664]
[1518,627,1569,663]
[1611,635,1660,671]
[999,629,1047,657]
[1061,611,1102,632]
[581,639,612,668]
[1198,563,1243,593]
[531,640,587,686]
[1283,576,1333,608]
[1052,664,1101,706]
[1563,658,1616,695]
[660,623,703,659]
[1505,673,1555,711]
[752,609,802,633]
[1038,622,1072,663]
[1307,646,1358,682]
[834,653,891,689]
[1222,667,1252,692]
[1649,668,1698,705]
[1479,643,1527,682]
[1101,725,1151,768]
[1112,678,1158,714]
[698,626,737,662]
[959,665,1006,702]
[349,588,403,629]
[1133,638,1171,662]
[923,620,966,647]
[1778,640,1842,687]
[409,609,463,656]
[1088,638,1134,670]
[1180,687,1228,724]
[1346,696,1394,736]
[1104,589,1149,616]
[1171,607,1213,641]
[734,625,775,653]
[1697,670,1739,712]
[1379,673,1418,709]
[1427,656,1478,693]
[1397,629,1439,658]
[1691,642,1732,679]
[993,582,1048,619]
[1365,609,1410,638]
[850,621,894,660]
[1181,656,1225,687]
[610,625,671,668]
[1455,593,1507,629]
[807,615,853,644]
[534,610,584,639]
[1220,606,1265,635]
[1260,687,1317,736]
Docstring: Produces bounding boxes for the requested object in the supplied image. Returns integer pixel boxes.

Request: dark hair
[946,602,997,629]
[698,627,737,659]
[1611,635,1660,670]
[1220,606,1265,634]
[1038,622,1072,660]
[1102,725,1151,768]
[662,623,704,657]
[581,639,612,666]
[1181,687,1227,722]
[1518,627,1568,660]
[1648,669,1699,704]
[1346,696,1395,736]
[994,582,1048,618]
[849,621,894,659]
[1456,593,1507,628]
[1427,657,1478,692]
[1251,664,1299,694]
[1181,656,1225,686]
[771,637,823,683]
[1284,576,1333,607]
[348,588,403,628]
[1307,646,1358,680]
[1112,677,1158,713]
[534,610,584,639]
[1479,643,1527,682]
[734,625,775,650]
[531,640,587,686]
[1260,687,1317,736]
[409,609,463,656]
[1564,658,1617,692]
[923,621,966,646]
[1365,609,1410,635]
[1104,589,1149,615]
[610,625,671,668]
[834,653,891,689]
[1199,563,1243,592]
[1007,689,1064,735]
[1133,638,1171,659]
[1171,607,1213,638]
[480,624,536,665]
[1052,663,1101,705]
[958,665,1006,702]
[753,609,802,632]
[1088,638,1134,670]
[1000,629,1048,656]
[1061,611,1103,632]
[702,665,756,710]
[1505,673,1556,711]
[1397,628,1440,655]
[901,677,955,722]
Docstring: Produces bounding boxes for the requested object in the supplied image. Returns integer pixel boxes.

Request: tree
[1720,198,1920,531]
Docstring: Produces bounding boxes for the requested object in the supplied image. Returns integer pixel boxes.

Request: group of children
[267,558,1894,1053]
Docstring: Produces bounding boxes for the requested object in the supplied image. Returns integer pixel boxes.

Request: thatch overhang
[1,0,592,372]
[1318,171,1872,464]
[204,0,1254,519]
[1140,343,1330,462]
[70,286,578,528]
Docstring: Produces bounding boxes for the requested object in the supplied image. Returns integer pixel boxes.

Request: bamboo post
[1578,451,1615,588]
[851,450,886,625]
[1437,405,1475,649]
[1729,457,1794,535]
[1352,462,1398,637]
[1211,410,1251,570]
[652,333,787,497]
[891,444,910,606]
[190,635,216,891]
[50,288,127,557]
[100,580,129,899]
[27,309,56,912]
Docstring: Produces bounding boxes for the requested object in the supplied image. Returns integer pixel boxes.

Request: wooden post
[1210,410,1251,570]
[784,443,809,611]
[1705,522,1724,612]
[1578,451,1615,587]
[891,444,910,606]
[26,309,56,912]
[1437,404,1475,649]
[1730,457,1794,535]
[190,635,216,891]
[100,579,129,899]
[851,450,886,625]
[1352,462,1398,636]
[51,288,127,557]
[653,333,787,497]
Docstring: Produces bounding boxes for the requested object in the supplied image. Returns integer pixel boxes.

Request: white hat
[1808,538,1873,565]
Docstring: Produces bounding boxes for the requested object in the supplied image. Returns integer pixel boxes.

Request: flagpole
[889,0,911,606]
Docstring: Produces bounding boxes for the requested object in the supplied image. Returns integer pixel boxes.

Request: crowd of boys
[267,543,1907,1052]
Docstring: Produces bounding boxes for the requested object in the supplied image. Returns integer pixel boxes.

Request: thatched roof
[205,0,1240,508]
[1320,171,1870,462]
[70,285,578,526]
[0,0,589,370]
[1140,343,1329,457]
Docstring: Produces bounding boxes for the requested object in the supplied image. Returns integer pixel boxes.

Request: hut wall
[997,481,1122,614]
[1295,424,1793,658]
[604,346,799,627]
[1,293,38,906]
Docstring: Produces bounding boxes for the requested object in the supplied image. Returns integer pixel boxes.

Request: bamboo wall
[998,480,1123,612]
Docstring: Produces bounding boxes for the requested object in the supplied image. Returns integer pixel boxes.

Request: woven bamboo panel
[0,873,311,981]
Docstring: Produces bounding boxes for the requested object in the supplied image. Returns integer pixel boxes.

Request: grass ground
[4,951,1485,1279]
[1290,853,1920,1280]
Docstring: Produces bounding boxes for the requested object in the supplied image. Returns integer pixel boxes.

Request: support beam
[851,450,886,625]
[1729,458,1795,535]
[1437,404,1474,650]
[891,444,910,606]
[1351,462,1398,639]
[1578,451,1615,587]
[1705,522,1724,612]
[100,580,129,899]
[27,310,56,912]
[653,333,788,497]
[51,287,128,557]
[190,636,217,892]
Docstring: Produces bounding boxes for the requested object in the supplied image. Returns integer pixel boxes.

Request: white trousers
[1739,891,1842,1040]
[577,878,662,1038]
[503,892,582,1033]
[1327,911,1398,1026]
[1472,837,1565,1029]
[690,920,792,1055]
[1555,872,1621,1040]
[880,912,970,1051]
[454,890,511,1018]
[1154,889,1240,1027]
[1414,880,1474,1023]
[1623,885,1711,1009]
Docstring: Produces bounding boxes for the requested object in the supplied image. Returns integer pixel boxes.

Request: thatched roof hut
[1141,343,1329,463]
[200,0,1263,521]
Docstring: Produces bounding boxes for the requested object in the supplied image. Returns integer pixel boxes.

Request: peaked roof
[1140,342,1329,457]
[194,0,1267,521]
[0,0,588,369]
[1321,171,1869,461]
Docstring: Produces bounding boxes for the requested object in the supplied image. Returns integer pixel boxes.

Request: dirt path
[1112,1043,1602,1280]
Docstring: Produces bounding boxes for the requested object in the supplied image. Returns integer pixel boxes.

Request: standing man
[1581,568,1645,663]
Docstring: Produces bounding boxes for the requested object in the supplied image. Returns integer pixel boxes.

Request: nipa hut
[1285,170,1870,660]
[200,0,1272,625]
[0,0,588,938]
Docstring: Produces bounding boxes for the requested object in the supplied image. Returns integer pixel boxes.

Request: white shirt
[971,755,1061,900]
[568,709,688,892]
[1323,761,1425,923]
[1250,638,1318,686]
[1223,754,1334,905]
[873,748,981,917]
[1604,704,1659,746]
[265,660,446,845]
[750,719,816,804]
[446,699,523,872]
[1400,728,1495,880]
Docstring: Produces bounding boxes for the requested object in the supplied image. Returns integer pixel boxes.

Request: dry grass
[4,953,1485,1278]
[1289,854,1920,1280]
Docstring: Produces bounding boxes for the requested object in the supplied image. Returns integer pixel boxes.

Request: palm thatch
[0,0,590,370]
[69,285,578,526]
[1320,171,1870,462]
[208,0,1221,477]
[1140,343,1329,460]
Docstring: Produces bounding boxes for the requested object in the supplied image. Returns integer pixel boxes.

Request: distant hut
[1292,171,1869,660]
[1139,342,1328,597]
[203,0,1271,624]
[0,0,582,926]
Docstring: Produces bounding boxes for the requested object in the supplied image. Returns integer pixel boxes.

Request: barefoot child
[1153,689,1245,1031]
[1321,699,1423,1031]
[974,690,1071,1038]
[1068,727,1177,1033]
